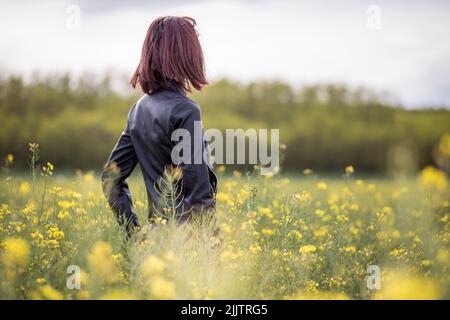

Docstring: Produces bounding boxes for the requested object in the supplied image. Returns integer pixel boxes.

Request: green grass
[0,168,449,299]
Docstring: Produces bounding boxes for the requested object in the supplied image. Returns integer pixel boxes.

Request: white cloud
[0,0,449,107]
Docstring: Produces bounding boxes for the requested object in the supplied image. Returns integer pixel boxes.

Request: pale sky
[1,0,449,108]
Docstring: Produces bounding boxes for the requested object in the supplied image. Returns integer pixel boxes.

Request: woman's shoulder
[135,91,199,109]
[131,92,201,126]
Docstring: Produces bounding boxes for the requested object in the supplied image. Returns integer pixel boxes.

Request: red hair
[130,16,208,94]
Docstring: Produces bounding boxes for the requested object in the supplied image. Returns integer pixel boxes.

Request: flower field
[0,149,449,299]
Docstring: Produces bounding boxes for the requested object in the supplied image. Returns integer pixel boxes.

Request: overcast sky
[1,0,449,108]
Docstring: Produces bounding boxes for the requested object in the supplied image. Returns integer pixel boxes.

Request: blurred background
[0,0,449,174]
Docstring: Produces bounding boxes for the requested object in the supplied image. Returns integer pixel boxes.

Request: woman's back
[101,16,216,236]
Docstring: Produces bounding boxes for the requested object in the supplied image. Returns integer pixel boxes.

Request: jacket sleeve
[170,102,216,216]
[101,108,139,235]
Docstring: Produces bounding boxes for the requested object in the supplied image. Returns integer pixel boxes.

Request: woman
[101,16,217,237]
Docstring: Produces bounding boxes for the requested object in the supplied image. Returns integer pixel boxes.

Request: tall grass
[0,147,449,299]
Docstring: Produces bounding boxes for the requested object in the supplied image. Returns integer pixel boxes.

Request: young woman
[101,16,217,237]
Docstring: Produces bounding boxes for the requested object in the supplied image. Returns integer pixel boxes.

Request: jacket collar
[162,79,185,95]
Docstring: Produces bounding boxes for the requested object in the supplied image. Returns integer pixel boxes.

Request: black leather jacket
[101,86,217,233]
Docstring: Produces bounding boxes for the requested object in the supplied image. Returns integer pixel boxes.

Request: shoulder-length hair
[130,16,208,94]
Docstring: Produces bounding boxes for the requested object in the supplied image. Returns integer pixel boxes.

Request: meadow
[0,145,449,300]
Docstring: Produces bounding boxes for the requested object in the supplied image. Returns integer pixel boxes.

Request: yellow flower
[418,166,448,192]
[345,165,354,175]
[140,255,166,275]
[438,133,450,157]
[76,290,91,300]
[421,259,433,267]
[112,253,123,264]
[46,226,64,241]
[258,207,274,219]
[58,200,73,209]
[28,142,39,152]
[83,172,94,183]
[40,285,63,300]
[6,154,14,163]
[314,209,325,217]
[36,278,46,284]
[261,228,274,237]
[296,191,313,204]
[19,182,31,195]
[87,241,119,284]
[31,231,44,240]
[389,248,406,258]
[390,229,401,239]
[313,226,328,238]
[382,206,393,214]
[237,187,250,205]
[57,210,70,220]
[150,276,176,299]
[336,214,349,223]
[224,181,237,190]
[317,182,328,190]
[288,230,302,241]
[328,192,339,204]
[22,202,36,215]
[374,272,442,300]
[305,280,319,294]
[42,162,54,176]
[1,237,30,268]
[220,223,232,234]
[436,249,449,265]
[216,192,232,203]
[341,246,357,254]
[299,244,317,255]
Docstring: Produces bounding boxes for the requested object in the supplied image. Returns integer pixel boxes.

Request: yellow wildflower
[150,276,176,299]
[375,272,442,300]
[1,237,30,268]
[341,246,357,254]
[40,285,63,300]
[87,241,119,284]
[258,207,274,219]
[336,214,349,223]
[19,182,31,195]
[438,133,450,157]
[317,182,328,190]
[140,255,166,275]
[345,165,354,175]
[299,244,317,255]
[418,166,448,192]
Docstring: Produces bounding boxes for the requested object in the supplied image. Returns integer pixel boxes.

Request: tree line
[0,74,449,174]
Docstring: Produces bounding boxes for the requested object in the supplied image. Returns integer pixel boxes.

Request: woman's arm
[170,102,216,216]
[101,107,139,236]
